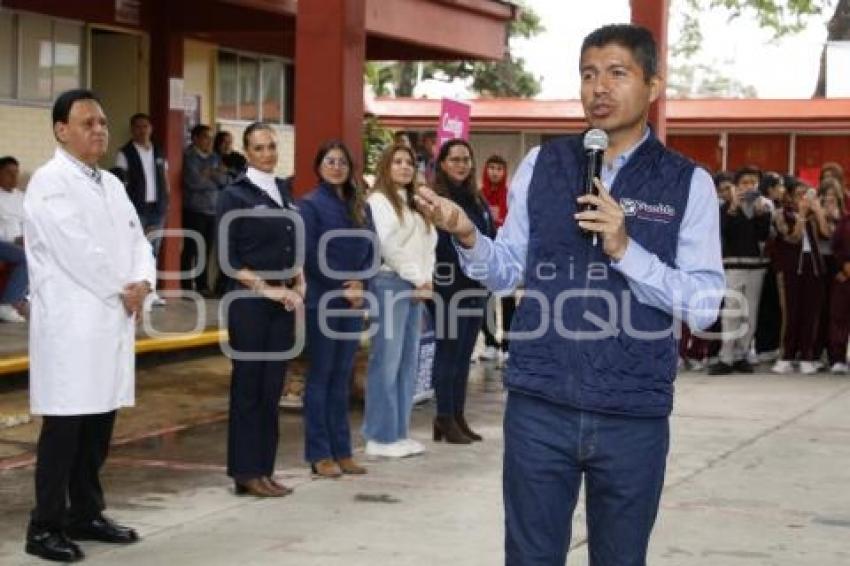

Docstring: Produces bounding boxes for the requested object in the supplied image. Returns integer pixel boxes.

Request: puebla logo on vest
[619,198,676,223]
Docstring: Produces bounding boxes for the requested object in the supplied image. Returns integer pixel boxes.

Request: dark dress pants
[227,295,293,481]
[31,411,117,531]
[504,392,669,566]
[828,277,850,364]
[755,266,782,354]
[782,255,825,361]
[433,295,485,416]
[181,210,217,293]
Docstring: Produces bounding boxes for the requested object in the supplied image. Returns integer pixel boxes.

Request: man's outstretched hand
[414,186,477,248]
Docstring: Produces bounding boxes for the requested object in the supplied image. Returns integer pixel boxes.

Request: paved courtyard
[1,355,849,565]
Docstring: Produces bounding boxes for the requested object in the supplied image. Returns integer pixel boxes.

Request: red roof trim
[371,97,850,132]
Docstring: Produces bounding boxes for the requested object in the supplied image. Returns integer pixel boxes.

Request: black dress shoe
[66,516,139,544]
[708,362,734,375]
[733,359,755,373]
[25,529,84,562]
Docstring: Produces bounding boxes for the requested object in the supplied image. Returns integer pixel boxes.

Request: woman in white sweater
[362,143,437,458]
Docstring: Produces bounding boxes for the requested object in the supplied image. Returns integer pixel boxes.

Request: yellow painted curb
[0,329,228,376]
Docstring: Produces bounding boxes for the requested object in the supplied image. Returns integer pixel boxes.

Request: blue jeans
[303,308,362,463]
[0,240,27,304]
[504,391,669,566]
[432,294,485,416]
[362,272,422,443]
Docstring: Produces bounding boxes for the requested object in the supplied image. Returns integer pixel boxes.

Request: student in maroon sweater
[772,183,833,375]
[828,203,850,373]
[478,154,516,365]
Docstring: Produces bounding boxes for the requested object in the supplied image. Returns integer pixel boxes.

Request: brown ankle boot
[433,415,472,444]
[263,476,293,496]
[234,477,280,497]
[311,458,342,478]
[455,413,482,441]
[337,457,367,475]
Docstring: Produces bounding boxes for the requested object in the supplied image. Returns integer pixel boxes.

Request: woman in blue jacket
[300,140,375,478]
[217,122,304,497]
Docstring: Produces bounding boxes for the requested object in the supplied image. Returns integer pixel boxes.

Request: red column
[294,0,366,196]
[149,0,184,290]
[631,0,669,144]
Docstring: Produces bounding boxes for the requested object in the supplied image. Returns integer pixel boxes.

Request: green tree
[365,3,543,98]
[673,0,850,97]
[361,115,393,176]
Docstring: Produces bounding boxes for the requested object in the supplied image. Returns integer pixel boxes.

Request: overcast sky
[512,0,834,99]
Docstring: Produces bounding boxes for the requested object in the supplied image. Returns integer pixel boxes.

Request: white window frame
[216,48,292,125]
[0,8,86,106]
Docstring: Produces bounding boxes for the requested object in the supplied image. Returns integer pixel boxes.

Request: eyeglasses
[447,157,472,165]
[322,157,350,169]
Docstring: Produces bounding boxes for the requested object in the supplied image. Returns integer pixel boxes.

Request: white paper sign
[169,78,185,111]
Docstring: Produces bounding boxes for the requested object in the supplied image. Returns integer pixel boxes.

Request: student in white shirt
[0,155,27,322]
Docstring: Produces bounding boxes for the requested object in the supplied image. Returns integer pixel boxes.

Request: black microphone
[580,128,608,237]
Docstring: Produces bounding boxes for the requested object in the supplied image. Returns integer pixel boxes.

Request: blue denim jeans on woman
[503,391,669,566]
[303,308,363,463]
[362,271,423,444]
[0,240,28,304]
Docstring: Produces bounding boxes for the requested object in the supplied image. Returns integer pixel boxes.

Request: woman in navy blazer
[216,122,304,498]
[300,140,375,478]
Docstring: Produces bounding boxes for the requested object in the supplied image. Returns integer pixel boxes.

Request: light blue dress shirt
[456,130,725,330]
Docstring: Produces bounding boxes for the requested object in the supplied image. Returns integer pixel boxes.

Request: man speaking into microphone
[415,24,724,566]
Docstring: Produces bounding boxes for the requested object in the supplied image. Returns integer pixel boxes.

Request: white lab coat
[24,149,156,415]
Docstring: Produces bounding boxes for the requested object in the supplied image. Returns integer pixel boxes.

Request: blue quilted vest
[506,131,695,417]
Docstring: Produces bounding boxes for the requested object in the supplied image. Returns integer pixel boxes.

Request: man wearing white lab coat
[23,89,155,563]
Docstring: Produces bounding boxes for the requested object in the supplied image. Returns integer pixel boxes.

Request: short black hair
[190,124,210,139]
[713,171,734,189]
[758,171,783,196]
[52,89,101,126]
[129,112,151,127]
[0,156,19,169]
[734,165,762,185]
[581,24,657,82]
[783,175,800,192]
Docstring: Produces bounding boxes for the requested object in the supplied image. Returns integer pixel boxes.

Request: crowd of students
[682,163,850,376]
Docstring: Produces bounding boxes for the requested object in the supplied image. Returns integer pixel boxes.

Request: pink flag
[436,98,471,148]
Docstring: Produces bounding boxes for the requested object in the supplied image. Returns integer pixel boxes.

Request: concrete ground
[1,355,849,565]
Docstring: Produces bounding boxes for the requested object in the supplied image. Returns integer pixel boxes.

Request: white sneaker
[365,440,409,458]
[0,304,25,323]
[497,350,510,368]
[479,346,498,361]
[799,361,819,375]
[830,362,849,375]
[689,359,706,372]
[151,293,167,306]
[399,438,426,456]
[771,360,794,374]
